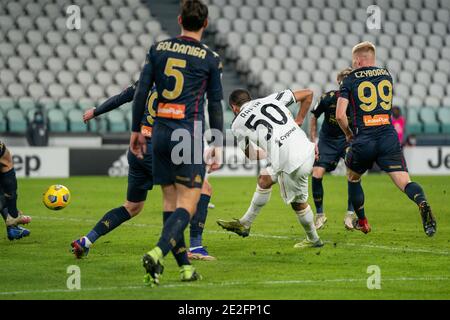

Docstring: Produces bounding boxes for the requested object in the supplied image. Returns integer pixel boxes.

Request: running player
[71,84,215,260]
[130,0,223,284]
[336,41,436,236]
[217,88,323,249]
[310,68,355,230]
[0,141,31,240]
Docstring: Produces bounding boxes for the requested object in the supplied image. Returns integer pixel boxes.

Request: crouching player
[336,41,436,236]
[71,84,216,260]
[310,68,355,230]
[0,141,31,240]
[218,88,323,249]
[71,84,157,258]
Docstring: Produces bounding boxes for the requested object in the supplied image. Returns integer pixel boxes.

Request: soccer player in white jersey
[217,88,323,248]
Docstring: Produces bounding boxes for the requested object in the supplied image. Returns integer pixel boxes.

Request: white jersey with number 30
[231,90,315,174]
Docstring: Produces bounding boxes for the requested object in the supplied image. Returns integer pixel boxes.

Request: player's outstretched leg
[347,171,371,234]
[404,182,436,236]
[71,204,138,258]
[217,184,271,237]
[389,172,436,237]
[293,204,324,249]
[312,173,327,230]
[217,174,274,237]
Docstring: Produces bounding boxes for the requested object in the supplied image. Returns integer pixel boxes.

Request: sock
[163,211,190,267]
[347,197,354,213]
[312,177,324,214]
[0,169,19,218]
[348,180,365,219]
[404,182,427,206]
[240,185,272,228]
[295,205,319,242]
[157,207,191,256]
[190,194,210,248]
[86,206,131,245]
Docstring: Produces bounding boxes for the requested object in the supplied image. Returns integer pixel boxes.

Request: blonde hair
[352,41,376,57]
[337,67,353,84]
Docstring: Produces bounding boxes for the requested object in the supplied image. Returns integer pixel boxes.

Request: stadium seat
[68,109,87,133]
[6,108,27,133]
[420,108,440,133]
[17,97,35,113]
[47,108,67,132]
[106,109,127,132]
[437,108,450,133]
[0,113,7,132]
[405,108,422,134]
[0,97,15,113]
[58,98,77,112]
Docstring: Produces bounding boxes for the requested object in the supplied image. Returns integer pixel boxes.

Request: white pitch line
[32,216,450,256]
[1,276,449,296]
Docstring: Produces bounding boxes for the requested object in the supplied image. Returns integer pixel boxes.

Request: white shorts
[264,149,315,204]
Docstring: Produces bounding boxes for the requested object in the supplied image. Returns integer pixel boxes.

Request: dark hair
[180,0,208,32]
[229,89,252,107]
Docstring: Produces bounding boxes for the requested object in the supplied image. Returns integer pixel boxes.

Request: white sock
[239,185,272,228]
[82,236,93,248]
[347,211,355,215]
[295,205,320,242]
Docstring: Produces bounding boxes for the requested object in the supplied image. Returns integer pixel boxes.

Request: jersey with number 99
[340,66,395,137]
[231,90,315,174]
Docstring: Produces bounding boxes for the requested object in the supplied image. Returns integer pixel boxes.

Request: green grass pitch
[0,175,449,299]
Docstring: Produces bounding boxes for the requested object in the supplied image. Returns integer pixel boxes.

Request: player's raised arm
[130,48,155,159]
[84,82,137,123]
[291,89,313,126]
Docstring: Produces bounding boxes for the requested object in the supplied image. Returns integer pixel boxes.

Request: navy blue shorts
[152,122,205,189]
[314,135,348,172]
[345,130,408,175]
[127,140,153,203]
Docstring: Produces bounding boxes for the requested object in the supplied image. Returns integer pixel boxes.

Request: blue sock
[348,180,365,219]
[190,194,210,248]
[87,206,131,244]
[404,182,427,206]
[163,211,190,267]
[157,208,191,256]
[312,177,324,214]
[347,197,354,212]
[0,169,19,218]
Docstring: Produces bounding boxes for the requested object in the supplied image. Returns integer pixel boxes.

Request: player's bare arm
[336,97,353,142]
[309,115,319,160]
[292,89,313,126]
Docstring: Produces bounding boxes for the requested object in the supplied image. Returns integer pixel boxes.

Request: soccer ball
[43,185,71,210]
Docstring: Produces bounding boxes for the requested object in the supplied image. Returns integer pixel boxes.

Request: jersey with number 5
[148,36,223,132]
[231,90,315,174]
[340,66,395,137]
